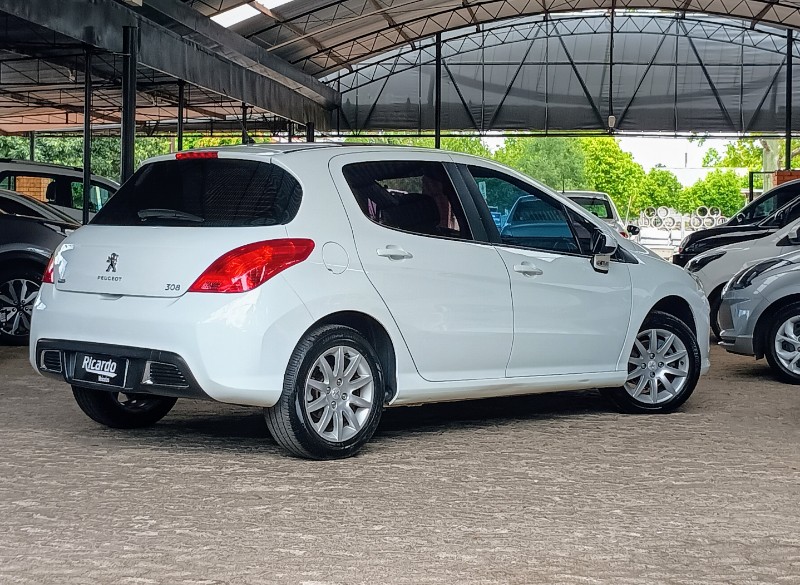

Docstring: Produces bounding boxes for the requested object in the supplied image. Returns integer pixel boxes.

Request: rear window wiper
[137,208,204,223]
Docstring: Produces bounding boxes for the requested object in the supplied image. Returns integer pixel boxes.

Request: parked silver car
[719,250,800,383]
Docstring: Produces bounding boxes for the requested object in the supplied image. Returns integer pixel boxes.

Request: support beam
[787,29,794,170]
[177,79,184,151]
[82,48,92,226]
[241,102,249,144]
[0,0,333,127]
[121,25,138,182]
[435,32,442,149]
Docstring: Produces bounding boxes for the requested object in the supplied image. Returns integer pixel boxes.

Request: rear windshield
[569,196,613,220]
[92,158,302,227]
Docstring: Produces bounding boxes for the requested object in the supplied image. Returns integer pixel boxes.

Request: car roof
[563,191,610,198]
[0,159,119,187]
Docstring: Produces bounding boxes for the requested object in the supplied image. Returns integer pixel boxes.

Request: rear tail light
[42,256,55,284]
[188,239,314,293]
[175,151,218,160]
[619,231,629,238]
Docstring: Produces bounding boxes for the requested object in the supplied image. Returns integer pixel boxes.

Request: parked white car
[686,217,800,337]
[30,145,710,459]
[563,191,637,238]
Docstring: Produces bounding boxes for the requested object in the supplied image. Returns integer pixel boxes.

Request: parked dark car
[0,210,77,345]
[673,179,800,266]
[0,188,80,224]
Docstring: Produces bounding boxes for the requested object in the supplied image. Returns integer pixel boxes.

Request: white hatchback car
[30,144,710,459]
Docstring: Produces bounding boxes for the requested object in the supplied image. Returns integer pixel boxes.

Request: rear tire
[709,289,722,341]
[764,301,800,384]
[602,311,701,414]
[72,386,177,429]
[0,265,42,346]
[265,325,386,460]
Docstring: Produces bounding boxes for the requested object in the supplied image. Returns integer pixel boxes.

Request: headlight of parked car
[727,258,792,291]
[686,250,726,273]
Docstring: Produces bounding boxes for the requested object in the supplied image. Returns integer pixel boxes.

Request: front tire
[764,301,800,384]
[72,386,177,428]
[265,325,386,460]
[602,311,701,413]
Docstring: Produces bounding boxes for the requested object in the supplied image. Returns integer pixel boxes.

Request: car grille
[143,361,189,388]
[40,350,62,373]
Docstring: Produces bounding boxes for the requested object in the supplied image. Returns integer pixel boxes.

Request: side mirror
[786,226,800,245]
[590,231,618,273]
[626,224,640,236]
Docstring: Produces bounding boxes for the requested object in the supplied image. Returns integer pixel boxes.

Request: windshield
[734,183,800,225]
[568,196,614,220]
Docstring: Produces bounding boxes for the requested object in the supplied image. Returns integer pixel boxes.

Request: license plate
[74,353,128,388]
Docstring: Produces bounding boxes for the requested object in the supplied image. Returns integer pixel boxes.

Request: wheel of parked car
[602,311,701,413]
[708,290,723,340]
[765,302,800,384]
[71,386,178,428]
[265,325,386,460]
[0,265,42,346]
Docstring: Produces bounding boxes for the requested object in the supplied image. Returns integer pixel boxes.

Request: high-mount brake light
[175,151,218,160]
[42,255,55,284]
[188,239,315,293]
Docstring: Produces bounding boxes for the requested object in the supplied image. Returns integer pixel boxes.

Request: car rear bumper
[29,279,315,407]
[34,339,212,399]
[718,333,755,356]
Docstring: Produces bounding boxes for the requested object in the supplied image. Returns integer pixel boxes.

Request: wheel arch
[752,294,800,359]
[0,251,49,275]
[648,295,697,338]
[303,311,398,403]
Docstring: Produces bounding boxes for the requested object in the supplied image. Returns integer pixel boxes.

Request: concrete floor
[1,344,799,585]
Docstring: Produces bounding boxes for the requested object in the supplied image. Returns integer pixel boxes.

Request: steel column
[28,132,35,161]
[306,122,315,142]
[177,80,185,151]
[121,26,138,182]
[787,29,794,170]
[241,102,249,143]
[82,48,92,226]
[434,32,442,149]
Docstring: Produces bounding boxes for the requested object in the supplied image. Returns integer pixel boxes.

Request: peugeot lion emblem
[106,253,119,273]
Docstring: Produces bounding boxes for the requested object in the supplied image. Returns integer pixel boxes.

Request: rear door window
[342,160,472,240]
[92,158,302,227]
[69,182,114,213]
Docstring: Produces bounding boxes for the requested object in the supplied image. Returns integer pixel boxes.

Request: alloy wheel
[773,315,800,374]
[0,278,39,338]
[304,345,374,442]
[625,328,690,404]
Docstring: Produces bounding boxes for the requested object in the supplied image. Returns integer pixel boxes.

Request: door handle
[513,262,543,276]
[377,246,413,260]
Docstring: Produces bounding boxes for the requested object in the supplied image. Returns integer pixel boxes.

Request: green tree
[682,169,744,216]
[641,168,683,209]
[0,136,31,159]
[580,137,646,219]
[493,137,585,192]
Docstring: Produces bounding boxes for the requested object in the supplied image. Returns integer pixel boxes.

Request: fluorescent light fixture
[255,0,293,10]
[211,3,260,27]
